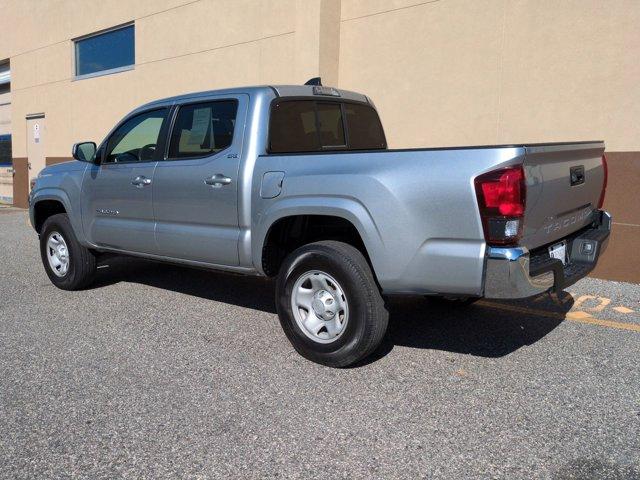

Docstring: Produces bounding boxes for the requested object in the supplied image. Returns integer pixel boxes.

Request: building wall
[339,0,640,150]
[3,0,637,155]
[1,0,340,159]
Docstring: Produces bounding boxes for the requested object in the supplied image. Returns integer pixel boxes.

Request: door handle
[132,175,152,187]
[204,174,232,187]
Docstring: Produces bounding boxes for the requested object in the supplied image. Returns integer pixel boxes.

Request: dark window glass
[344,103,386,150]
[169,100,238,159]
[0,62,10,93]
[105,109,167,163]
[316,102,346,147]
[269,100,386,153]
[75,25,135,76]
[269,101,319,153]
[0,134,11,165]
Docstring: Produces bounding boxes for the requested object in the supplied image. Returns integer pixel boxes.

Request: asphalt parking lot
[1,208,639,479]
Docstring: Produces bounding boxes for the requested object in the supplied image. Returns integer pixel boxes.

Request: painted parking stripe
[613,306,635,314]
[477,300,640,333]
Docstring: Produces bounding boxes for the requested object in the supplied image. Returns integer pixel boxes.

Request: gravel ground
[1,210,638,479]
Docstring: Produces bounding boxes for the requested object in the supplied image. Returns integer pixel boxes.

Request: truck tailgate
[521,142,606,250]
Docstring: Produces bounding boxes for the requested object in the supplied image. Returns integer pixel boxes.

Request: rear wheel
[276,241,388,367]
[40,213,97,290]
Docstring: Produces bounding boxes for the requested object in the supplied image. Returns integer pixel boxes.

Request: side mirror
[72,141,97,163]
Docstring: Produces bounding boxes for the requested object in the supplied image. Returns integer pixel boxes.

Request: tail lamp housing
[474,166,526,246]
[598,154,607,209]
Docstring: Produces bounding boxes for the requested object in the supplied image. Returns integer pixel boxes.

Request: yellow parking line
[477,300,640,333]
[613,306,635,314]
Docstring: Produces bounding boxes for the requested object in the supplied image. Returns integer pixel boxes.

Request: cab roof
[133,84,370,114]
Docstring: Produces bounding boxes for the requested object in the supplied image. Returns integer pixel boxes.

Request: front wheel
[276,241,388,367]
[40,213,97,290]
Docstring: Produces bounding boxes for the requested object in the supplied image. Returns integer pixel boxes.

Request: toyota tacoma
[29,82,611,367]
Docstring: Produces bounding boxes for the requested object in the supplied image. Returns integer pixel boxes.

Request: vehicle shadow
[365,294,572,365]
[93,256,278,313]
[92,256,573,363]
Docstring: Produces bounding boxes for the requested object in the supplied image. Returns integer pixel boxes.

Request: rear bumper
[484,210,611,299]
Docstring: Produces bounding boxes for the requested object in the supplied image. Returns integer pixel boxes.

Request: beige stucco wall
[1,0,334,159]
[0,0,638,159]
[339,0,640,150]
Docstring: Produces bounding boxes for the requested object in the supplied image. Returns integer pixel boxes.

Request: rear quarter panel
[252,147,525,295]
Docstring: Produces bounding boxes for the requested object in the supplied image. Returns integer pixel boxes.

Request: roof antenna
[304,77,322,86]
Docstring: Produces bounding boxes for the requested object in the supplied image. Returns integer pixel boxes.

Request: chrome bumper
[483,210,611,299]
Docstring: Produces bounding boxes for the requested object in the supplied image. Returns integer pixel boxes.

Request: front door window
[105,109,168,163]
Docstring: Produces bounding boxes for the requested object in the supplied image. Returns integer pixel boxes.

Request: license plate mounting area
[548,241,568,266]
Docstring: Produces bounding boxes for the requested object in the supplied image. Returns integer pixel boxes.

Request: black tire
[276,241,388,367]
[40,213,97,290]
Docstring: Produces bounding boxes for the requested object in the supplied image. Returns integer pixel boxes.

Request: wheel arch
[30,189,84,241]
[254,197,385,279]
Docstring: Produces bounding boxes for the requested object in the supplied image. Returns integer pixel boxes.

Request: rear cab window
[269,99,386,154]
[344,103,386,151]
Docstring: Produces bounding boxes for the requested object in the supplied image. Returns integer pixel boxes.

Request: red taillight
[598,154,607,209]
[475,166,526,245]
[479,168,524,216]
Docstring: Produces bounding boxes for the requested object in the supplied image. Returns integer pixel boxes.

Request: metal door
[26,114,46,190]
[152,95,248,266]
[81,162,158,252]
[81,108,170,253]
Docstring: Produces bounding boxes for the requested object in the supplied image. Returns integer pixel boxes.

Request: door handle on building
[204,174,232,187]
[131,175,152,187]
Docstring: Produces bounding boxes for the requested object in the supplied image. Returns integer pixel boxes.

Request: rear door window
[168,100,238,159]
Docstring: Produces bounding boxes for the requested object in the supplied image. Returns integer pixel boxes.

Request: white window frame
[72,22,135,81]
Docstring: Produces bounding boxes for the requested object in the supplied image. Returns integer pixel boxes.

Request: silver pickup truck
[29,83,610,367]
